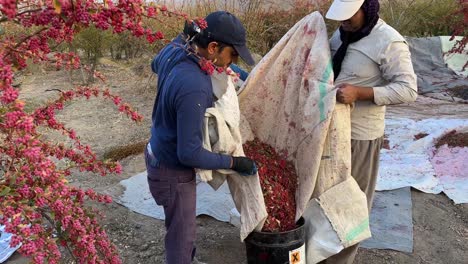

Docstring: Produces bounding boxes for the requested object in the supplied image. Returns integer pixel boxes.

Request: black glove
[231,156,258,176]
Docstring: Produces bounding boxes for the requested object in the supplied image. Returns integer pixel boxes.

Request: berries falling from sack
[243,139,298,232]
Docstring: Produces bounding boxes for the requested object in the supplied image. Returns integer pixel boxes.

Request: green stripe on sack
[345,218,370,242]
[318,61,333,122]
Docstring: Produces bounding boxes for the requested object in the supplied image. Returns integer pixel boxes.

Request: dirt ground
[6,59,468,264]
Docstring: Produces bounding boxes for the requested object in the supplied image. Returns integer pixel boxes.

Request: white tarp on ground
[377,118,468,204]
[117,173,235,222]
[0,225,21,263]
[117,174,413,253]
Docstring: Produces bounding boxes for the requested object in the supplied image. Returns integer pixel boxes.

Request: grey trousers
[325,137,383,264]
[145,148,196,264]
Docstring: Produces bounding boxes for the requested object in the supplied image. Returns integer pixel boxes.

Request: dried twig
[45,89,64,93]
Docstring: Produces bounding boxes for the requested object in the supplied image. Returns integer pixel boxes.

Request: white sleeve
[373,42,418,105]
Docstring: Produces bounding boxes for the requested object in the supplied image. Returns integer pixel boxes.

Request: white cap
[326,0,365,21]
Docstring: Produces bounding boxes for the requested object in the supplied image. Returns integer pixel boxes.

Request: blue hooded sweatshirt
[149,35,231,170]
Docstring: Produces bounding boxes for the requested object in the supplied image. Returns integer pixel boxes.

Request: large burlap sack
[238,12,371,262]
[197,71,267,241]
[304,177,371,263]
[239,11,337,220]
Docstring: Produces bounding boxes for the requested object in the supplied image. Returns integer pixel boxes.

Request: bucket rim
[251,217,305,235]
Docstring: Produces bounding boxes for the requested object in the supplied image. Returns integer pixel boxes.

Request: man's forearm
[355,86,374,101]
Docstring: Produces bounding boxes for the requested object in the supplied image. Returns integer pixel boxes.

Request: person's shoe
[192,257,207,264]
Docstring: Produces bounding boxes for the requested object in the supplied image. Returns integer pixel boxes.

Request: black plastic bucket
[245,217,306,264]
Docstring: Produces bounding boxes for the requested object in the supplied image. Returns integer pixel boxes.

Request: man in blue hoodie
[147,11,257,264]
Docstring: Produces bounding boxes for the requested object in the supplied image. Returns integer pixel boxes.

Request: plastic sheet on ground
[116,172,413,255]
[378,118,468,204]
[406,37,467,96]
[117,172,235,222]
[117,171,414,253]
[0,225,21,263]
[361,188,413,253]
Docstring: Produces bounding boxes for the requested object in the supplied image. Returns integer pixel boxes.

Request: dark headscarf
[332,0,380,80]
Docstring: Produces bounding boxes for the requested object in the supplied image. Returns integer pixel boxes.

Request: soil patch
[414,133,429,140]
[449,85,468,100]
[103,140,147,161]
[435,130,468,148]
[383,135,390,150]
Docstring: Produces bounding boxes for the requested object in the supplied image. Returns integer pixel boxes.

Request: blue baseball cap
[203,11,255,66]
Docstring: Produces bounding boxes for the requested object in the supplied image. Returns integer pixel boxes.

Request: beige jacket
[330,19,418,140]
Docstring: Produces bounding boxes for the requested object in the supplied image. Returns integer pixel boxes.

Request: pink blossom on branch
[448,0,468,70]
[194,18,208,30]
[0,1,189,263]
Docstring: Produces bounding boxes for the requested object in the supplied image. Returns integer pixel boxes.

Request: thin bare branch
[45,89,64,93]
